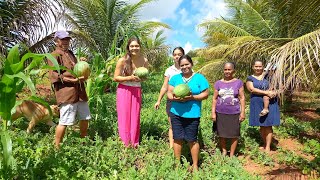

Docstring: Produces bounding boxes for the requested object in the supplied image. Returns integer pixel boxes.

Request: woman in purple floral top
[212,62,245,157]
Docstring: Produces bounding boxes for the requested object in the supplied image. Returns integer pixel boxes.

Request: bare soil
[242,137,317,179]
[242,91,319,180]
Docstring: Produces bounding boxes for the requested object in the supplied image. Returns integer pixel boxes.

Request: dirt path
[242,93,320,180]
[242,137,317,180]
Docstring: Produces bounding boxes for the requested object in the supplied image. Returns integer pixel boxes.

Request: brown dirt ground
[242,91,320,180]
[242,136,318,179]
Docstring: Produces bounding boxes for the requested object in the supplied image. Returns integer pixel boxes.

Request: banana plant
[0,44,60,178]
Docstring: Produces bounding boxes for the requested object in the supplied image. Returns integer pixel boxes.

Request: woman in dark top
[246,60,280,152]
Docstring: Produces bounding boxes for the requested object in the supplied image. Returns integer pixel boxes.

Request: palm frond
[0,0,63,54]
[197,59,225,83]
[59,0,169,60]
[270,28,320,91]
[226,0,274,37]
[227,37,292,62]
[271,0,320,38]
[199,19,252,39]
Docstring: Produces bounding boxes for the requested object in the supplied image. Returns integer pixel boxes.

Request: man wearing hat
[48,30,91,149]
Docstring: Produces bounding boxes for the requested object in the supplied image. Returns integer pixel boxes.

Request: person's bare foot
[188,165,199,173]
[265,146,272,153]
[259,109,269,116]
[222,150,227,156]
[193,165,199,172]
[265,149,276,155]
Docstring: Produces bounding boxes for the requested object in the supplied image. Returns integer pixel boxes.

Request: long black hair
[172,47,185,55]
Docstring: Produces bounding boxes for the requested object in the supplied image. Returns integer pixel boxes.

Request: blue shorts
[166,99,172,115]
[170,113,200,142]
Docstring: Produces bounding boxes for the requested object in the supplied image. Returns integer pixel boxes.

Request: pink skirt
[116,83,142,147]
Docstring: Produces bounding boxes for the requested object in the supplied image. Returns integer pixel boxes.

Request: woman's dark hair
[224,62,236,69]
[123,37,141,75]
[172,47,185,55]
[178,55,193,66]
[253,59,264,66]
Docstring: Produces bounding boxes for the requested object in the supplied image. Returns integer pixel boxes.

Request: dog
[11,100,59,133]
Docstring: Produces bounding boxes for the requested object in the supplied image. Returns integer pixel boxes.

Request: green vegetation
[0,69,318,179]
[0,0,319,179]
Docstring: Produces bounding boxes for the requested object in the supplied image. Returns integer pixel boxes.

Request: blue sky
[128,0,227,53]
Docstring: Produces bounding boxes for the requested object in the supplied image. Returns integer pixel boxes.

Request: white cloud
[126,0,228,50]
[191,0,227,23]
[184,42,193,54]
[149,27,173,41]
[191,0,228,39]
[178,8,192,26]
[194,25,206,40]
[127,0,183,21]
[126,0,182,41]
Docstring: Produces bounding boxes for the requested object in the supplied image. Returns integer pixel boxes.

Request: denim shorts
[170,113,200,142]
[166,99,172,115]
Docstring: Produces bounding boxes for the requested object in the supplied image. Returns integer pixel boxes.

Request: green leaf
[24,54,46,71]
[15,80,25,93]
[5,72,36,95]
[0,130,14,169]
[4,59,14,75]
[10,62,24,74]
[7,44,20,64]
[10,100,23,115]
[29,69,41,75]
[0,78,16,121]
[44,53,60,74]
[42,65,77,77]
[86,78,93,98]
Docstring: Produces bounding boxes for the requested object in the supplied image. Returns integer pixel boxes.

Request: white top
[120,81,141,87]
[164,65,181,80]
[120,66,142,87]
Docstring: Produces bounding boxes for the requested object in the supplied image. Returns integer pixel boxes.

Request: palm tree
[0,0,63,55]
[142,29,170,69]
[58,0,170,60]
[197,0,320,91]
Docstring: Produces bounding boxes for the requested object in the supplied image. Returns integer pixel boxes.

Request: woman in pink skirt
[113,37,149,147]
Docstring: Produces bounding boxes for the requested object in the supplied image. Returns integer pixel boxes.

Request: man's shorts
[59,101,91,126]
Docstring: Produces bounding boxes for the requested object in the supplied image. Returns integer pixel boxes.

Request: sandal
[259,109,269,116]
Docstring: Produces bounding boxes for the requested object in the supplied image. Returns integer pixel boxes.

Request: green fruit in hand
[134,67,149,78]
[173,84,191,98]
[74,61,90,79]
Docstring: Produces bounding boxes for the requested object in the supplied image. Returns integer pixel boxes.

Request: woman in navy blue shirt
[246,60,280,152]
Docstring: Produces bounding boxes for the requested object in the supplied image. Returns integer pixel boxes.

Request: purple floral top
[214,79,243,114]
